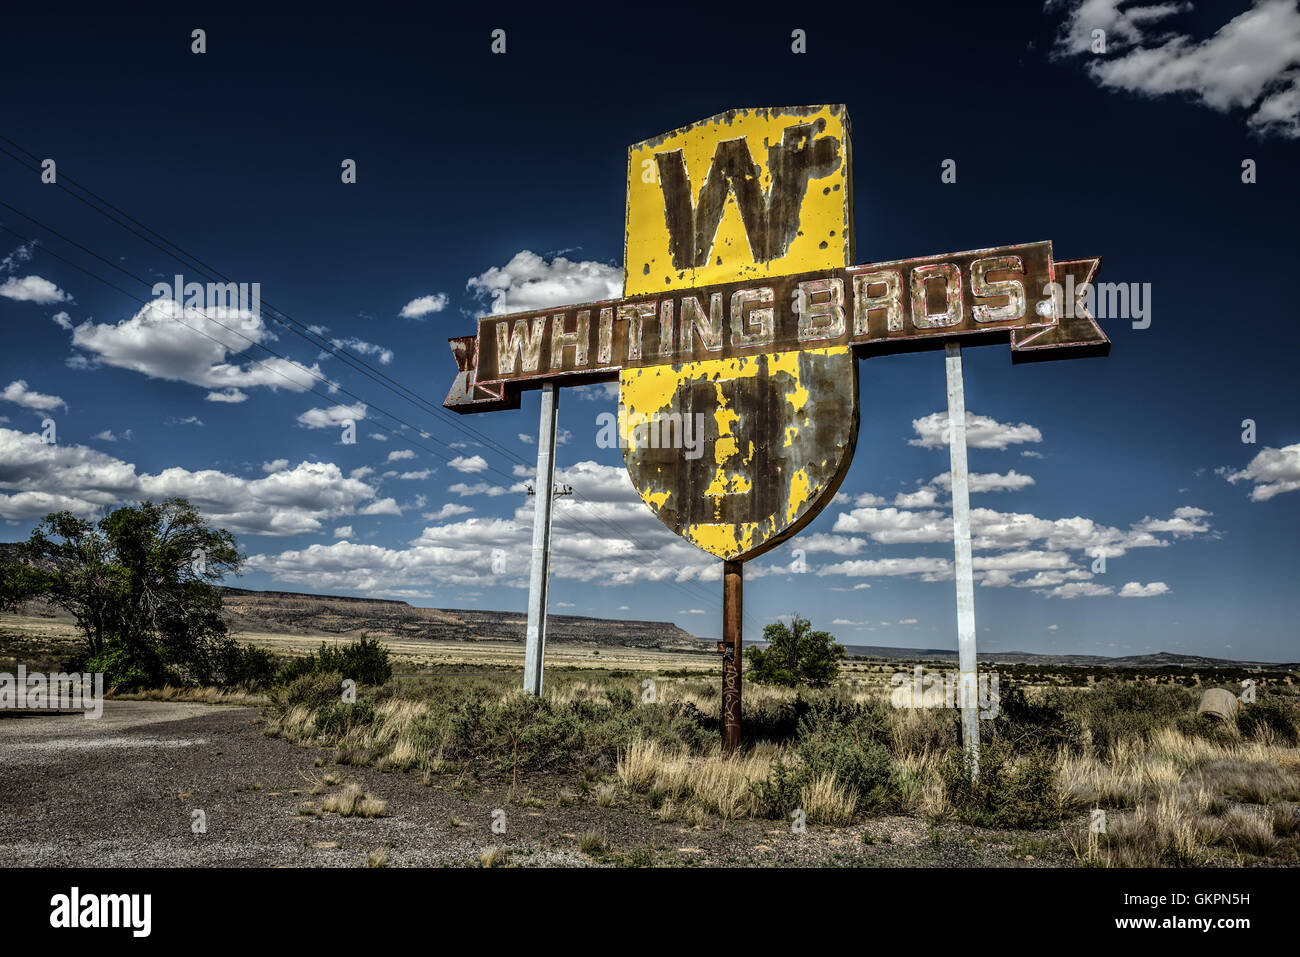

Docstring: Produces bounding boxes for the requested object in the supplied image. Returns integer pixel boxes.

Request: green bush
[993,683,1083,753]
[278,635,392,687]
[942,739,1062,829]
[219,643,281,689]
[314,700,377,736]
[84,637,158,692]
[1238,697,1300,745]
[1079,681,1194,754]
[273,671,347,711]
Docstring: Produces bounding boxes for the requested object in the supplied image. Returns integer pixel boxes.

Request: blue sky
[1,4,1297,660]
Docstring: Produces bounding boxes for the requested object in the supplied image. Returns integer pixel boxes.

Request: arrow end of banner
[444,335,520,413]
[1011,257,1110,363]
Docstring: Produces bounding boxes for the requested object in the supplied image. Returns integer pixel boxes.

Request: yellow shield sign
[620,106,859,561]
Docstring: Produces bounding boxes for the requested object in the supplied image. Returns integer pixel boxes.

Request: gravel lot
[0,700,1073,867]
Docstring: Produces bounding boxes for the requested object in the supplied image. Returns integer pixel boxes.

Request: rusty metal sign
[443,104,1108,753]
[444,107,1105,562]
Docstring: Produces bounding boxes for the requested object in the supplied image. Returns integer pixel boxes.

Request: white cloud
[0,275,68,303]
[931,470,1036,493]
[72,298,322,395]
[399,293,449,319]
[358,498,401,516]
[518,432,534,444]
[449,481,511,497]
[1221,444,1300,501]
[1041,581,1116,599]
[50,311,73,331]
[449,454,488,473]
[298,403,366,429]
[93,430,116,442]
[423,503,473,520]
[467,250,622,314]
[386,449,416,463]
[894,487,939,508]
[0,429,384,534]
[1119,580,1171,597]
[397,470,433,480]
[331,336,393,364]
[1052,0,1300,139]
[333,525,353,539]
[206,388,247,403]
[262,459,289,473]
[909,411,1043,450]
[1,380,67,412]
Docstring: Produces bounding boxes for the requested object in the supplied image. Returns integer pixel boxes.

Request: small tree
[745,614,845,688]
[16,498,244,687]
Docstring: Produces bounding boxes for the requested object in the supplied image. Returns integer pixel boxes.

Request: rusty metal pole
[523,383,559,695]
[721,559,743,754]
[944,343,980,779]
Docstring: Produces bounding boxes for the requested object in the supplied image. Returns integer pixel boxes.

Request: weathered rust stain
[620,346,858,562]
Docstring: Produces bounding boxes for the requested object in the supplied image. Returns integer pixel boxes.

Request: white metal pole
[523,383,559,695]
[944,342,980,778]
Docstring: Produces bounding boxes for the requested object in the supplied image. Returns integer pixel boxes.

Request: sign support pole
[944,343,980,778]
[523,382,559,696]
[721,559,743,754]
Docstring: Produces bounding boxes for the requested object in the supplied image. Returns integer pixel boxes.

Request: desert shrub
[795,700,898,812]
[314,700,377,736]
[1175,712,1240,746]
[992,683,1083,753]
[750,753,809,817]
[942,739,1063,828]
[1238,697,1300,745]
[751,696,902,818]
[278,635,391,687]
[219,643,281,689]
[1079,681,1194,754]
[273,670,347,711]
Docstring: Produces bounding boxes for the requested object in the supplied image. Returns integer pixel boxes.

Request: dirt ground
[0,700,1073,868]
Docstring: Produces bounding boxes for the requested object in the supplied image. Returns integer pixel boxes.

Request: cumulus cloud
[1220,444,1300,501]
[1119,580,1171,597]
[50,311,73,331]
[330,336,393,364]
[1050,0,1300,139]
[72,298,323,395]
[1,380,66,412]
[449,454,488,473]
[0,275,68,303]
[467,250,622,315]
[931,470,1036,493]
[399,293,449,319]
[0,427,384,534]
[909,411,1043,450]
[333,525,353,539]
[249,461,730,595]
[297,403,366,429]
[386,449,416,462]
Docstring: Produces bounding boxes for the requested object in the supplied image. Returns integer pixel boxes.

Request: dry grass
[578,829,607,855]
[800,774,857,826]
[365,848,389,868]
[479,845,509,868]
[321,782,388,818]
[617,739,773,819]
[114,685,267,706]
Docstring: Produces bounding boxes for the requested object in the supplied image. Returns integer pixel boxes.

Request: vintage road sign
[442,104,1108,753]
